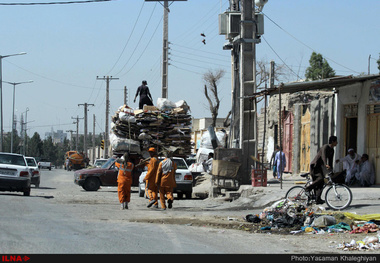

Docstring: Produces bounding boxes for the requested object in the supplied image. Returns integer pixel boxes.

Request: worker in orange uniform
[155,151,177,210]
[143,147,159,208]
[115,152,134,210]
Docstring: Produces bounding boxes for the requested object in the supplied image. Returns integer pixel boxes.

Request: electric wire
[0,0,112,5]
[113,2,158,76]
[106,1,145,75]
[262,12,360,74]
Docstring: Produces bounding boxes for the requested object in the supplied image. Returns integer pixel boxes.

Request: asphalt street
[0,168,379,255]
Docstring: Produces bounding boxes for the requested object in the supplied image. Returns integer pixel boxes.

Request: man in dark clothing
[134,80,153,109]
[305,135,338,204]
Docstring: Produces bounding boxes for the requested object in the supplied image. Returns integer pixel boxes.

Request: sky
[0,0,379,140]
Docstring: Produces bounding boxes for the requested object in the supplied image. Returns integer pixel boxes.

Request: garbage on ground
[243,198,380,244]
[110,99,192,155]
[336,232,380,251]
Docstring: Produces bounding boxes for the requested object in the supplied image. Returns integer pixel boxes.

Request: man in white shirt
[336,148,361,185]
[355,154,375,187]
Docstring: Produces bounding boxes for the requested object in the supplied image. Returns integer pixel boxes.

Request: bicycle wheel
[285,186,308,205]
[325,184,352,210]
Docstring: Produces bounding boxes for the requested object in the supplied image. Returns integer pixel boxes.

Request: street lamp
[0,52,27,152]
[3,80,33,153]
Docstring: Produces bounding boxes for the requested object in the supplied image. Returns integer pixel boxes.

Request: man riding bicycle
[305,135,338,204]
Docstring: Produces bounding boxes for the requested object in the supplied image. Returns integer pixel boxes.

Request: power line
[262,12,360,74]
[106,1,145,75]
[113,2,158,76]
[0,0,112,5]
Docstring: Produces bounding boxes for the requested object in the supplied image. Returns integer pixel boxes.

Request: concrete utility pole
[124,86,128,105]
[96,76,119,158]
[92,114,96,163]
[66,129,75,150]
[145,0,187,98]
[78,103,94,157]
[71,116,83,152]
[221,0,267,183]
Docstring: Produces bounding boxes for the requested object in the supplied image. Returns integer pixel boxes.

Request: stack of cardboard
[110,101,192,155]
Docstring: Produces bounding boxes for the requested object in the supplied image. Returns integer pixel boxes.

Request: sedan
[139,157,193,199]
[74,157,142,191]
[0,153,32,196]
[25,157,40,188]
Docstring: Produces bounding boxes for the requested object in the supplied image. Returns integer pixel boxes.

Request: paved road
[0,169,379,255]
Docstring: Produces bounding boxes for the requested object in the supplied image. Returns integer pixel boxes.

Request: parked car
[38,159,52,170]
[25,157,40,188]
[0,153,32,196]
[139,157,193,199]
[74,156,142,191]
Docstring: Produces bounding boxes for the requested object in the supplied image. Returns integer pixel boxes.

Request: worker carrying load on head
[155,151,177,210]
[134,80,153,109]
[143,147,159,208]
[115,152,134,210]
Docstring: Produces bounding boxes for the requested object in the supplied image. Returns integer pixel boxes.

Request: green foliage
[305,52,336,81]
[2,131,103,167]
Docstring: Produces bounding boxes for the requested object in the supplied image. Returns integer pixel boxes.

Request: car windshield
[26,158,37,167]
[0,154,26,166]
[101,157,116,168]
[158,158,188,170]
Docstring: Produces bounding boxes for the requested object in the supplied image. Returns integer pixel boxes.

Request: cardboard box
[143,105,159,112]
[212,160,241,178]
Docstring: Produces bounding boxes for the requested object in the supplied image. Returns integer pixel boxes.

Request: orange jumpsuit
[115,161,134,203]
[144,156,159,206]
[155,158,177,209]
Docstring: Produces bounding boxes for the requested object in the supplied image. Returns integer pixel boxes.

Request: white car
[0,153,32,196]
[139,157,193,199]
[25,157,40,188]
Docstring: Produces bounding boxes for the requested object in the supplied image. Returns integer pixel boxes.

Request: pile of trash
[110,98,192,155]
[244,199,380,239]
[336,234,380,251]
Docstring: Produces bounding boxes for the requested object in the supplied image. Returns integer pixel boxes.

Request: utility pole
[220,0,267,183]
[92,114,96,163]
[96,76,119,158]
[66,129,75,150]
[145,0,187,98]
[71,116,83,151]
[124,86,128,105]
[78,103,94,157]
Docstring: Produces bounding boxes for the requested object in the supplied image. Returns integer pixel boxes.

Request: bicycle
[285,172,353,210]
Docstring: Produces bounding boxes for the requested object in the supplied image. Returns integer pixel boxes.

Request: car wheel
[177,193,184,199]
[84,177,100,191]
[23,188,31,196]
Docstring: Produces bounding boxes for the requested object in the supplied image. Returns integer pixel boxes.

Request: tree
[305,52,335,80]
[203,69,225,127]
[29,132,43,157]
[377,53,380,73]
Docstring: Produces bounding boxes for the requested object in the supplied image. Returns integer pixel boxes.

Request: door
[300,108,311,172]
[283,112,293,173]
[367,108,380,184]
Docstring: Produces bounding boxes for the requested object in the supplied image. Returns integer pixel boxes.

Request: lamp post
[3,80,33,153]
[0,52,27,151]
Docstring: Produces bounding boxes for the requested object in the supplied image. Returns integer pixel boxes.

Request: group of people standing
[115,148,177,210]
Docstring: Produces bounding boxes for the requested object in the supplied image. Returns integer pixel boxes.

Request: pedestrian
[335,148,361,185]
[155,151,177,210]
[143,147,159,208]
[305,135,338,204]
[274,146,286,179]
[133,80,154,109]
[202,152,213,174]
[115,152,134,210]
[270,145,280,179]
[354,154,375,187]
